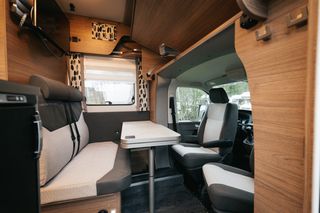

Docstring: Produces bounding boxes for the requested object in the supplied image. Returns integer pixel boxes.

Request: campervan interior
[0,0,319,213]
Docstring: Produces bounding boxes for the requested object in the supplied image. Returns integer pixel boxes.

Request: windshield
[214,81,251,110]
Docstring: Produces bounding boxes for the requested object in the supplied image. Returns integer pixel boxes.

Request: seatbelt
[68,103,81,155]
[169,97,177,132]
[63,103,76,162]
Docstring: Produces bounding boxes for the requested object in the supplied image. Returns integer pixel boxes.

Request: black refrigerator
[0,80,41,213]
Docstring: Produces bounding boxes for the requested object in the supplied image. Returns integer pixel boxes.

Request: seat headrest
[29,75,83,102]
[209,88,229,103]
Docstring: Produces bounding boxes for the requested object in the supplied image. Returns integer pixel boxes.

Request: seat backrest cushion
[40,110,89,186]
[40,119,74,186]
[198,88,238,154]
[203,103,227,145]
[75,112,90,151]
[30,75,89,186]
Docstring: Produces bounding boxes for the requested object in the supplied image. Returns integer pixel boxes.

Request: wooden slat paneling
[6,2,66,84]
[235,0,308,212]
[68,14,130,55]
[0,0,8,80]
[132,0,240,53]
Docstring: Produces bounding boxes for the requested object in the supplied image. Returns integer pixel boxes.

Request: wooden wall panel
[6,2,66,84]
[141,47,167,121]
[304,0,318,212]
[149,75,158,122]
[42,193,121,213]
[132,0,240,53]
[235,0,308,212]
[141,47,168,77]
[68,14,130,55]
[0,0,8,80]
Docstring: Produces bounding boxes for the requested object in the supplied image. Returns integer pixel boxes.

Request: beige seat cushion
[172,144,218,157]
[40,113,89,186]
[41,142,118,204]
[203,164,254,193]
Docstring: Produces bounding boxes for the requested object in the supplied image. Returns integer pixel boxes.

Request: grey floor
[122,174,208,213]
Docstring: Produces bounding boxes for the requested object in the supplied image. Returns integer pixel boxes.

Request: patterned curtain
[91,22,116,41]
[68,53,82,91]
[137,57,150,111]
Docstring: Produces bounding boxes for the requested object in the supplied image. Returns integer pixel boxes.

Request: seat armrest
[182,135,199,144]
[202,140,233,148]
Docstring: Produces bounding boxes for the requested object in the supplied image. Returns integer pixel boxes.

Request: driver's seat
[171,88,238,172]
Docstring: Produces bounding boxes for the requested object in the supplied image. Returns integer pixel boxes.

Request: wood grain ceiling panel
[132,0,240,53]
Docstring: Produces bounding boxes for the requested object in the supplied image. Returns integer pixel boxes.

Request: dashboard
[238,110,253,125]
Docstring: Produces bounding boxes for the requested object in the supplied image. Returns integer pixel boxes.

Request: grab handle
[33,112,42,159]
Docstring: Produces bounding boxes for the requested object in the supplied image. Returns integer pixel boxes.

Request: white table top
[120,121,180,149]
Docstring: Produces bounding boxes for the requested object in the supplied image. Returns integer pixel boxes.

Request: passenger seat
[203,149,254,213]
[171,88,238,171]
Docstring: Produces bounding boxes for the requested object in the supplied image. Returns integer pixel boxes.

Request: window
[214,81,251,110]
[84,56,136,106]
[176,87,209,122]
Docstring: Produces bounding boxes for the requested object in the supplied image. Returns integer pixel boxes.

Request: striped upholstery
[30,75,132,205]
[39,112,89,186]
[74,113,90,152]
[40,125,74,186]
[41,142,118,204]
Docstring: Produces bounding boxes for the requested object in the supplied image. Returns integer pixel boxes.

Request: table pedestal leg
[149,147,155,213]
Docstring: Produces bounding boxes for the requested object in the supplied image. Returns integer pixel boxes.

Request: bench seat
[29,75,132,209]
[41,142,131,204]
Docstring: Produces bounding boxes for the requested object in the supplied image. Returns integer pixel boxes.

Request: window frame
[83,55,138,112]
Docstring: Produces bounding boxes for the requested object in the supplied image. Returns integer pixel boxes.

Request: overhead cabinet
[68,14,130,55]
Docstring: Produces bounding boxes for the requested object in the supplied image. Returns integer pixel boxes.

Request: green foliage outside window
[176,87,209,121]
[175,81,251,122]
[216,81,251,110]
[217,81,249,97]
